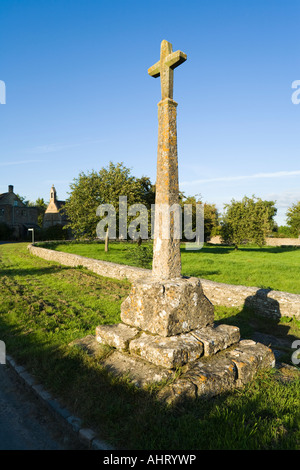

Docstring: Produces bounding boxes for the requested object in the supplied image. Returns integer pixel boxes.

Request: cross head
[148,40,187,100]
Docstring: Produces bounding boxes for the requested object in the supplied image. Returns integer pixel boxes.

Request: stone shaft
[152,98,181,280]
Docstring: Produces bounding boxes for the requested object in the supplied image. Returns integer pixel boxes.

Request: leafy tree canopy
[179,194,219,241]
[64,162,155,239]
[286,201,300,237]
[220,195,277,249]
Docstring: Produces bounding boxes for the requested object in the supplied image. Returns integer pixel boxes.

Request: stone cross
[148,39,187,100]
[148,40,187,279]
[100,41,273,392]
[120,41,214,337]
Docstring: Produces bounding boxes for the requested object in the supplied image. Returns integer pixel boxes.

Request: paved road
[0,363,86,450]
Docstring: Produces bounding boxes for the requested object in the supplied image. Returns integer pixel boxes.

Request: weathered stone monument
[93,40,275,403]
[120,40,214,341]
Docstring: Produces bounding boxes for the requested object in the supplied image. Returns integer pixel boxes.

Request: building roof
[0,191,25,207]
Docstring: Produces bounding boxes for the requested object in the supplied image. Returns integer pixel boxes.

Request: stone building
[0,185,38,239]
[43,185,67,229]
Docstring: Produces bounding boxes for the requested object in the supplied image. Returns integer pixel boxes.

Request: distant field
[48,241,300,294]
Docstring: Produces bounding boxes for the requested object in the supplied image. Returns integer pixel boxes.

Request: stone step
[96,323,139,351]
[69,335,174,388]
[226,339,276,387]
[95,322,241,369]
[157,339,276,404]
[99,350,173,388]
[129,332,204,369]
[191,324,240,356]
[70,334,275,404]
[129,324,240,368]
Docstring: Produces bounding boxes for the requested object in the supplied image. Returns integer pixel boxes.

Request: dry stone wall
[265,237,300,246]
[28,244,300,321]
[200,279,300,320]
[209,236,300,246]
[28,244,148,281]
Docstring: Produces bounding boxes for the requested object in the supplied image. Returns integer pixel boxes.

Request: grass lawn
[47,240,300,294]
[0,242,299,450]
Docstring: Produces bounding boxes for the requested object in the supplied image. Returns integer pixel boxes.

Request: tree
[64,162,155,239]
[34,198,47,228]
[16,194,31,206]
[220,196,277,249]
[179,194,219,241]
[273,225,296,238]
[286,201,300,237]
[203,202,219,240]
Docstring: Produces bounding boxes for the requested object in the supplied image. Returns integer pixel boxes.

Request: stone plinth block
[120,276,214,337]
[96,323,139,351]
[157,379,197,404]
[191,324,240,356]
[185,358,238,399]
[226,339,276,387]
[157,340,275,404]
[129,332,204,369]
[69,334,105,356]
[99,350,173,388]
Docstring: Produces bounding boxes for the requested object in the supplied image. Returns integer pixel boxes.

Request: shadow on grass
[181,244,300,255]
[234,246,300,254]
[0,295,299,450]
[0,315,222,450]
[0,256,299,449]
[205,244,300,254]
[0,312,293,451]
[214,289,299,365]
[2,322,300,449]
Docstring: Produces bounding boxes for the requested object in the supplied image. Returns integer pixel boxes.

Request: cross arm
[165,50,187,70]
[148,60,161,78]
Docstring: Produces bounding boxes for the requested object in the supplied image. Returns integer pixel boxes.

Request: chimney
[8,185,13,193]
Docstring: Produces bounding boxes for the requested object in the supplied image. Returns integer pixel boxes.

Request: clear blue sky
[1,0,300,225]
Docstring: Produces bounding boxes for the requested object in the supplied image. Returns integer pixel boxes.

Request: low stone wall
[209,236,300,246]
[200,279,300,320]
[28,244,300,321]
[265,237,300,246]
[28,244,148,281]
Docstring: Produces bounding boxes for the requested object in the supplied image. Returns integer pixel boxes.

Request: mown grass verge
[0,242,299,450]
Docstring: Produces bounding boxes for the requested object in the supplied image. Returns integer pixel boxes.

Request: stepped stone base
[71,333,275,404]
[159,339,275,404]
[100,350,173,388]
[96,322,240,369]
[91,276,275,403]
